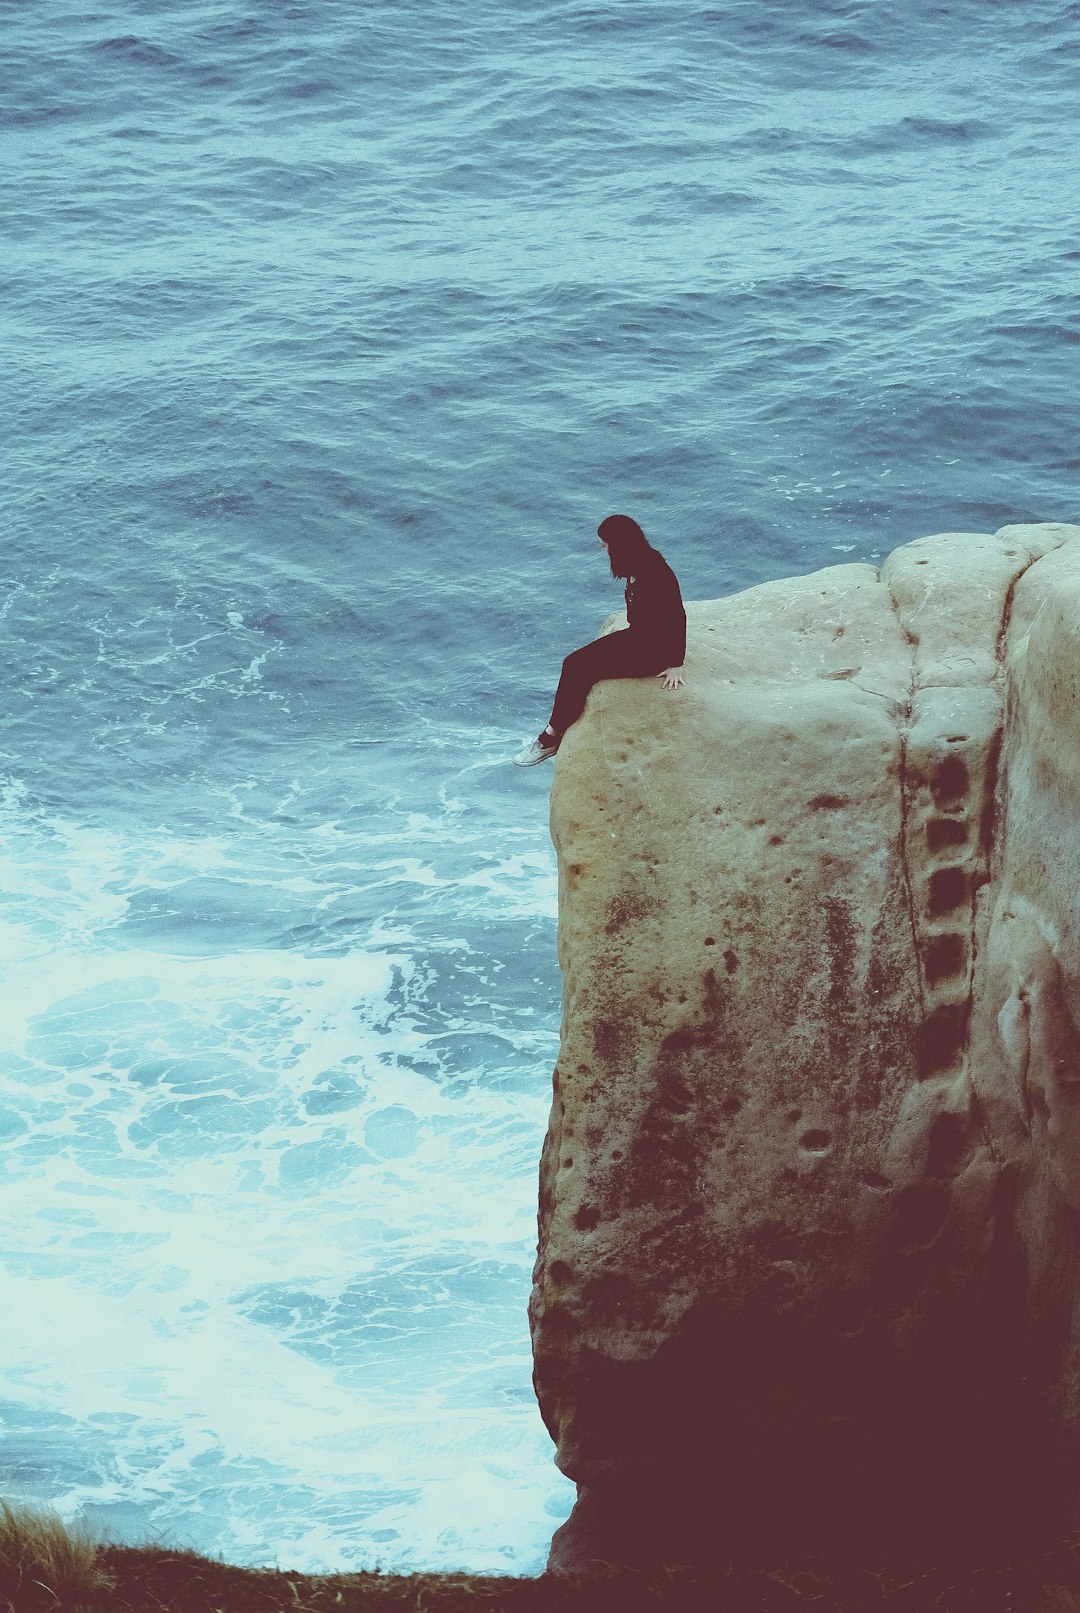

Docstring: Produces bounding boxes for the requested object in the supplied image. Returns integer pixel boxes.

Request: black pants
[549,630,668,734]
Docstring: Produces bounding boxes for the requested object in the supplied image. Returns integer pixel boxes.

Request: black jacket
[624,546,686,667]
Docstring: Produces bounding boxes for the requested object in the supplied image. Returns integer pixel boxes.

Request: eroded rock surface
[530,523,1080,1572]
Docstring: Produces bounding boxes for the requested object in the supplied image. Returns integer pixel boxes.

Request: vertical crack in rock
[994,554,1032,665]
[966,548,1045,1159]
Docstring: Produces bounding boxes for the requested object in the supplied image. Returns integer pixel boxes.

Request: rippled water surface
[2,0,1078,1576]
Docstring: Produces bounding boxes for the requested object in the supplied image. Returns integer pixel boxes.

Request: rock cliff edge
[530,523,1080,1572]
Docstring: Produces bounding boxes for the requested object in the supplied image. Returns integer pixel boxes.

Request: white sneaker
[513,733,559,766]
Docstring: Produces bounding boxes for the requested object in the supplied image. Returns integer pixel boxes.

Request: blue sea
[1,0,1078,1577]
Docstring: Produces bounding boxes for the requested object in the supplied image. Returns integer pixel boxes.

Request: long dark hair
[597,513,650,579]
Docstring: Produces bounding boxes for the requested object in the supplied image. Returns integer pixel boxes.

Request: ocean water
[2,0,1078,1577]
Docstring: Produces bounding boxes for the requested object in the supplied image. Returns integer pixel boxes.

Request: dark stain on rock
[625,966,741,1212]
[660,1028,698,1058]
[605,888,651,936]
[593,1016,635,1066]
[724,949,738,974]
[823,896,857,1034]
[537,1134,558,1225]
[657,1064,694,1115]
[642,1213,706,1270]
[809,793,849,810]
[858,853,925,1107]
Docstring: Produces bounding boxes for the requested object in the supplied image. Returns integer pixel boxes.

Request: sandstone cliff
[530,523,1080,1572]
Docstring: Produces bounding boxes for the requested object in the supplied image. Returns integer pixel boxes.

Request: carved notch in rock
[530,523,1080,1572]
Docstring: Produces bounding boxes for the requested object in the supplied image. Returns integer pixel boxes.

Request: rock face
[530,523,1080,1572]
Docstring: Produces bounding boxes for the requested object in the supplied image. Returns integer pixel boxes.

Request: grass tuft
[8,1508,1080,1611]
[0,1499,112,1612]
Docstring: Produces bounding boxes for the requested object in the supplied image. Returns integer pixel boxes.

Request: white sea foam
[0,795,571,1572]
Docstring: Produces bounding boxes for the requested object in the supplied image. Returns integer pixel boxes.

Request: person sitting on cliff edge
[514,514,686,766]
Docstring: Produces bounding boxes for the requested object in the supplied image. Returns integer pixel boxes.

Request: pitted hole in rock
[945,735,968,744]
[894,1181,949,1249]
[929,866,968,916]
[915,559,930,566]
[927,818,968,853]
[704,936,715,946]
[562,1158,574,1169]
[931,754,969,809]
[573,1205,601,1232]
[768,834,783,846]
[724,949,738,974]
[799,1129,832,1155]
[861,1170,892,1192]
[548,1260,573,1288]
[925,932,966,986]
[928,1111,970,1178]
[917,1002,968,1079]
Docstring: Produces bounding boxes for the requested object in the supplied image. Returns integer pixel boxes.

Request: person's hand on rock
[659,666,685,690]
